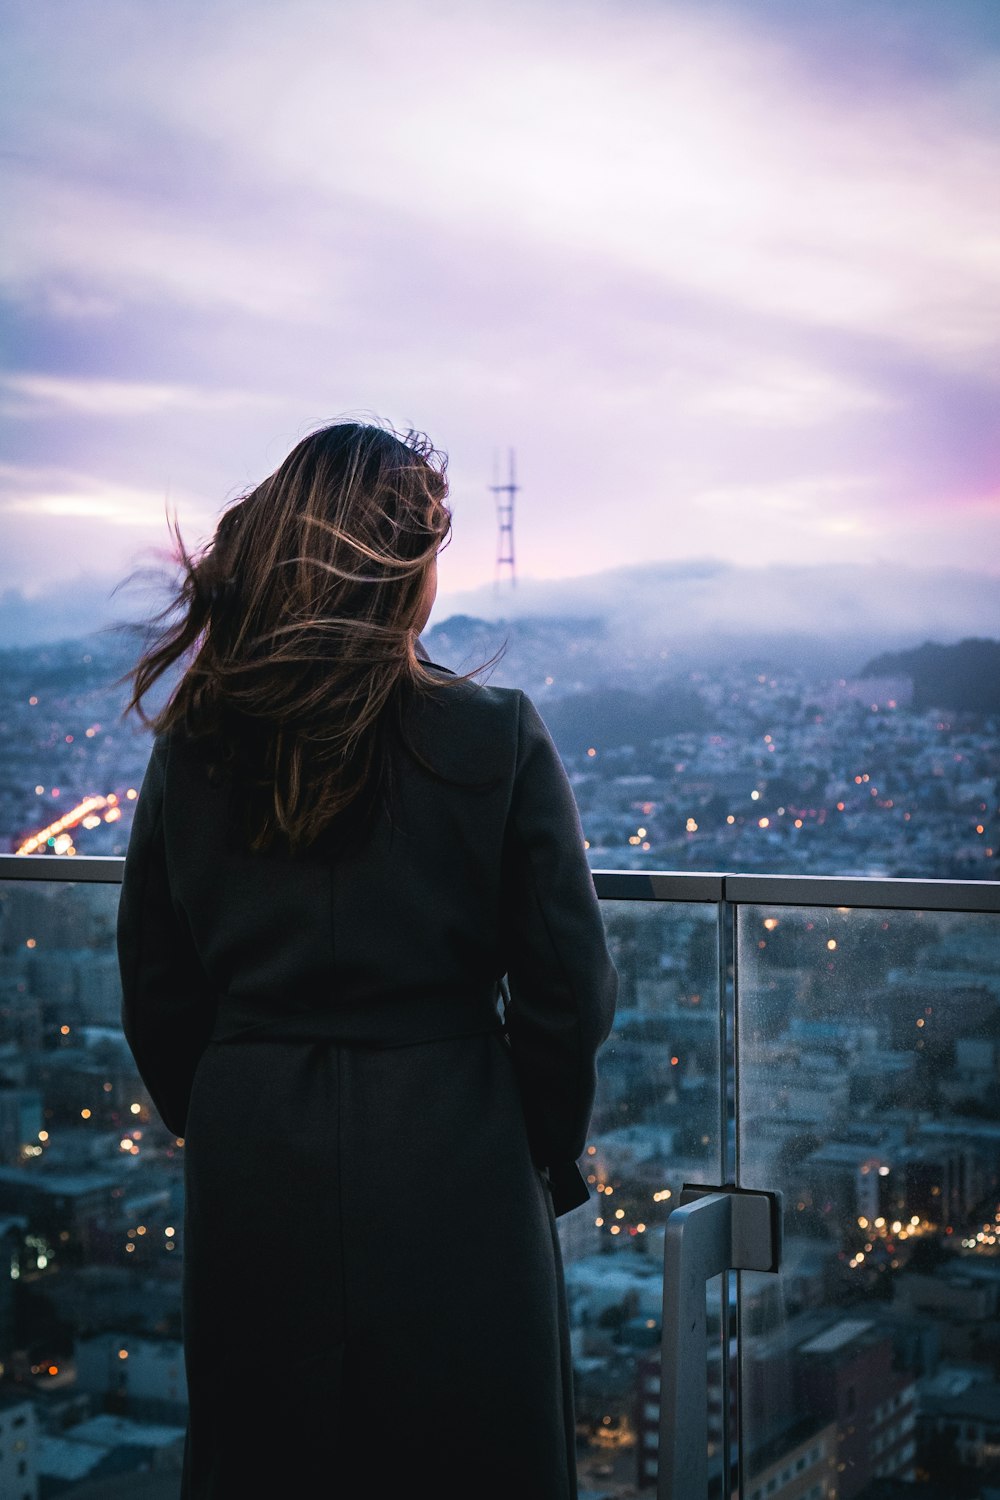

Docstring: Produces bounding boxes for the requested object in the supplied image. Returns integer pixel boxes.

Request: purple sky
[2,0,999,637]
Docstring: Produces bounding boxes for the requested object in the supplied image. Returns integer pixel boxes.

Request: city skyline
[2,0,1000,642]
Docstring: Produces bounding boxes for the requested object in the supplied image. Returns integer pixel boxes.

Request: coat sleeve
[500,693,618,1212]
[116,736,218,1138]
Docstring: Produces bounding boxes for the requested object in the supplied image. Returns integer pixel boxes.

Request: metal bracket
[657,1183,783,1500]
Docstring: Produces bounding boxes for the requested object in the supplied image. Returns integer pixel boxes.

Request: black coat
[117,665,618,1498]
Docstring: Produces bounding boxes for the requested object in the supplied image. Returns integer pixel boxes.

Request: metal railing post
[658,1185,782,1500]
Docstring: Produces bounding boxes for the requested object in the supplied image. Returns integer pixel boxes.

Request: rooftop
[797,1318,875,1355]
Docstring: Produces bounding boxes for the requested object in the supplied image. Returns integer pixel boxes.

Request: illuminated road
[15,792,130,855]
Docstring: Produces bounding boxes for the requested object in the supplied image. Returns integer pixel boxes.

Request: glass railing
[0,855,997,1499]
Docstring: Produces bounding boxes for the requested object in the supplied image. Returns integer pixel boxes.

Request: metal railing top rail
[719,871,1000,914]
[592,870,1000,911]
[2,852,998,913]
[0,853,125,884]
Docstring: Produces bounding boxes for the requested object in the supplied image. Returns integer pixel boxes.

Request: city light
[3,569,998,1483]
[15,793,116,855]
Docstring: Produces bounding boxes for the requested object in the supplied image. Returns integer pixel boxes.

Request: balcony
[0,854,997,1499]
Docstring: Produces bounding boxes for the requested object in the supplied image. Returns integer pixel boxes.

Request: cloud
[692,475,877,518]
[0,462,208,535]
[0,373,279,419]
[2,162,330,320]
[4,0,999,364]
[5,552,996,653]
[0,0,998,599]
[434,556,1000,650]
[680,361,897,428]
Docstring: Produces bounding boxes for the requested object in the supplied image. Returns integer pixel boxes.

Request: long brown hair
[122,419,454,853]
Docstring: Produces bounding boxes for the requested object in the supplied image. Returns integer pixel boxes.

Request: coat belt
[208,986,506,1047]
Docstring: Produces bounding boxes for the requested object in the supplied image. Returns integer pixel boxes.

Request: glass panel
[1,877,728,1494]
[574,899,725,1494]
[0,876,188,1455]
[736,903,1000,1500]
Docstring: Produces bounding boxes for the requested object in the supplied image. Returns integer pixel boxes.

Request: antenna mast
[490,448,518,591]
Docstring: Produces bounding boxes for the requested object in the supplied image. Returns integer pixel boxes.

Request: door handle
[658,1183,782,1500]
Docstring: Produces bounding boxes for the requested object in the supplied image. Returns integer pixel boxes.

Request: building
[794,1320,917,1498]
[0,1390,39,1500]
[742,1415,840,1500]
[75,1331,188,1423]
[922,1374,1000,1471]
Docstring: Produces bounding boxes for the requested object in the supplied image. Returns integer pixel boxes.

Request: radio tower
[490,448,518,592]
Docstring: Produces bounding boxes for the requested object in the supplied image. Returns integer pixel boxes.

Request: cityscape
[2,622,998,882]
[0,619,997,1495]
[4,0,1000,1490]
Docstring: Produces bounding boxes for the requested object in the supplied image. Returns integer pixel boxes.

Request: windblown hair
[122,420,454,853]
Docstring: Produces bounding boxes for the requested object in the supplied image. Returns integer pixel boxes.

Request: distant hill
[434,559,1000,678]
[424,615,714,750]
[537,682,711,756]
[860,638,1000,713]
[422,613,631,697]
[5,558,999,670]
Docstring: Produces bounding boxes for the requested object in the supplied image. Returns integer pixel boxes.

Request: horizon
[1,552,997,657]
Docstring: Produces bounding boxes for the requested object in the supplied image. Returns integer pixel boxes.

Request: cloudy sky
[2,0,999,638]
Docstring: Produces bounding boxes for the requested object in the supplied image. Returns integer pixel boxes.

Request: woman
[116,419,618,1498]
